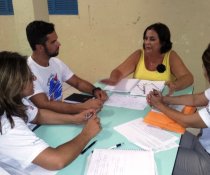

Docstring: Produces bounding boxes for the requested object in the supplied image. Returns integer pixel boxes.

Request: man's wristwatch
[92,87,102,96]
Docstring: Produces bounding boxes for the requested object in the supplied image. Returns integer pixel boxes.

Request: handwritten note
[85,149,156,175]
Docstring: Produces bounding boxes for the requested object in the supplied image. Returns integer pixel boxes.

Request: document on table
[85,149,156,175]
[104,93,147,110]
[104,78,165,96]
[104,78,139,93]
[152,104,184,113]
[114,118,179,152]
[130,80,165,96]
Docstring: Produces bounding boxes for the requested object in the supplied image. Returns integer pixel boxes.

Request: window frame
[48,0,78,15]
[0,0,14,15]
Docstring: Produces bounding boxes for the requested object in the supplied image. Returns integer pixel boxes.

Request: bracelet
[92,87,102,95]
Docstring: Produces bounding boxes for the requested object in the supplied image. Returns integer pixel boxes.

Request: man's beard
[44,45,59,57]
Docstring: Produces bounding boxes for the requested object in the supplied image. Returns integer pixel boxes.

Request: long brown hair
[0,51,32,134]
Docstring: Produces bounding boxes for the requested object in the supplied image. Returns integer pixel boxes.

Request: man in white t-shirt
[26,20,108,114]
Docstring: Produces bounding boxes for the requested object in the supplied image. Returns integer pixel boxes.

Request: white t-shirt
[28,56,74,101]
[0,99,49,171]
[198,88,210,153]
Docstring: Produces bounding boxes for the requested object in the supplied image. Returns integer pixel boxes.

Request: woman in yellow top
[101,23,193,95]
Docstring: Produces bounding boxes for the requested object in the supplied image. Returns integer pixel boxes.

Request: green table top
[34,85,193,175]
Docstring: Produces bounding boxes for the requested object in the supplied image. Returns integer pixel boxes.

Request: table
[34,85,193,175]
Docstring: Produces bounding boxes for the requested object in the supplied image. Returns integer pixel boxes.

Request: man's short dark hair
[26,20,55,51]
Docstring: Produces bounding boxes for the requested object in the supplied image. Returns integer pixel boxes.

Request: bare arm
[147,92,207,128]
[166,50,194,94]
[101,50,141,85]
[67,75,108,101]
[163,92,208,107]
[31,108,96,125]
[153,103,206,128]
[32,115,101,170]
[30,93,103,114]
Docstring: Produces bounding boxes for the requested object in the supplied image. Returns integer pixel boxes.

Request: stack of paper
[104,93,147,110]
[104,78,139,93]
[104,78,165,96]
[85,149,156,175]
[114,118,179,152]
[130,80,165,96]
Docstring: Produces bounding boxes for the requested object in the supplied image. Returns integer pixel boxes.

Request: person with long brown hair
[0,51,101,173]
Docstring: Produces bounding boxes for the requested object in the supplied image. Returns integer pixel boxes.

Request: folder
[143,106,196,134]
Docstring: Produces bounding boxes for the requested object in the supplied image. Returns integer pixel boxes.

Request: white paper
[130,80,165,96]
[114,118,179,152]
[86,149,156,175]
[104,93,147,110]
[152,104,184,113]
[104,78,139,93]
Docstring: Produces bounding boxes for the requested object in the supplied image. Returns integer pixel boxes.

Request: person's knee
[200,158,210,175]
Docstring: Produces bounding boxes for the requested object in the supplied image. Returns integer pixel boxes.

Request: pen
[143,84,146,94]
[81,140,97,154]
[137,84,144,94]
[85,112,94,120]
[108,142,124,149]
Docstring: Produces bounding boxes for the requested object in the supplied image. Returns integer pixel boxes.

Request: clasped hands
[146,89,163,108]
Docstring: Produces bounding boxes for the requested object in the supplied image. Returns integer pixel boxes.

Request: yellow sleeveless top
[133,50,175,81]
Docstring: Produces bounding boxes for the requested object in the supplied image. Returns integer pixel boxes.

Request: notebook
[64,93,94,103]
[104,78,165,96]
[104,78,139,93]
[130,79,165,96]
[85,149,156,175]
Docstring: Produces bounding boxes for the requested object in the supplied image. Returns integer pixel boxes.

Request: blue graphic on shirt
[49,74,62,101]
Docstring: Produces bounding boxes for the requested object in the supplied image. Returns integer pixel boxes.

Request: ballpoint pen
[137,84,145,94]
[81,140,97,154]
[85,112,94,120]
[143,84,146,94]
[108,142,124,149]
